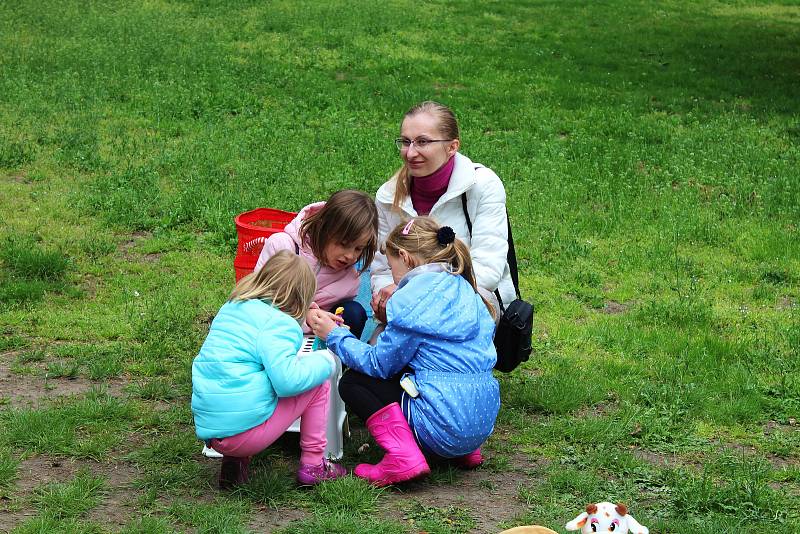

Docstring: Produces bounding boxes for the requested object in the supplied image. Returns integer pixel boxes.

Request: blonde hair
[384,216,496,319]
[300,189,378,273]
[391,101,460,212]
[230,250,316,321]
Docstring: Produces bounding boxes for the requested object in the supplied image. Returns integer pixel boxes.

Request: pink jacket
[254,202,360,331]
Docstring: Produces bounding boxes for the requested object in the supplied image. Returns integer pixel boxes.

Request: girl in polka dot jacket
[308,216,500,486]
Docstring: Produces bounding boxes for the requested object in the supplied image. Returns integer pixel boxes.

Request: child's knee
[315,379,331,396]
[338,369,357,395]
[346,301,367,320]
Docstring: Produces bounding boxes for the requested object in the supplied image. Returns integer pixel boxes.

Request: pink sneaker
[297,459,348,485]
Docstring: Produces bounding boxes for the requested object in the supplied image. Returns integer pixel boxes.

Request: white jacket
[372,152,516,306]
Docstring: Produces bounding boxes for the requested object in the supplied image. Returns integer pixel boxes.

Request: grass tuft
[32,471,106,520]
[120,515,180,534]
[401,500,476,534]
[311,476,382,516]
[0,235,70,282]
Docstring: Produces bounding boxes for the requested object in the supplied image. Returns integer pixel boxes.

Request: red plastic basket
[234,208,296,282]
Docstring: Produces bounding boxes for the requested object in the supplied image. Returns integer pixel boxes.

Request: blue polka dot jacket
[326,263,500,457]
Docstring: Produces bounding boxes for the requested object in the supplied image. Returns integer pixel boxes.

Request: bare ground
[0,356,126,409]
[1,351,539,533]
[0,454,140,532]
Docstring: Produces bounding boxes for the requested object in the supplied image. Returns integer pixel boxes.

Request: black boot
[218,456,250,489]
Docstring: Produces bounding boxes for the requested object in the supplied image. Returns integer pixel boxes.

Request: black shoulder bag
[461,193,533,372]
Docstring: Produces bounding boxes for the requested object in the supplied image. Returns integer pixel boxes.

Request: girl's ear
[398,249,416,268]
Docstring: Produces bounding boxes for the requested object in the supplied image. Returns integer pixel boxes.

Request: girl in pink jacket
[255,189,378,338]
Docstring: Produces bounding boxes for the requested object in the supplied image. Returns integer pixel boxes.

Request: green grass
[1,0,799,531]
[2,389,136,458]
[401,500,477,534]
[167,498,251,534]
[0,452,19,498]
[31,471,106,520]
[0,234,72,305]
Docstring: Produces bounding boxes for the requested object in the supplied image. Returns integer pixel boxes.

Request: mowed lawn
[1,1,799,532]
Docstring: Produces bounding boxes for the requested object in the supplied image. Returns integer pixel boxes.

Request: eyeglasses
[394,137,452,151]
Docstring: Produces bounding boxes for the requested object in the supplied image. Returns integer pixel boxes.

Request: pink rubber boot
[454,448,483,469]
[354,403,430,487]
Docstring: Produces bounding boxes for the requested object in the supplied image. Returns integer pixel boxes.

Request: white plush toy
[565,502,649,534]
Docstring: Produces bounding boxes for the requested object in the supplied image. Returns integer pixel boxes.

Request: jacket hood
[283,201,326,246]
[387,264,483,341]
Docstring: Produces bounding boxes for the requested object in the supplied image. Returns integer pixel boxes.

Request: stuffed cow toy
[565,502,648,534]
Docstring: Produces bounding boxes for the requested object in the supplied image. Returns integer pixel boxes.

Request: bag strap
[460,190,522,303]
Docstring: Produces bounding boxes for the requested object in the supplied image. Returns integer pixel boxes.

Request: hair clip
[401,219,414,235]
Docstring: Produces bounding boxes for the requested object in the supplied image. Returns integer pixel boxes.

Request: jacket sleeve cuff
[326,326,356,353]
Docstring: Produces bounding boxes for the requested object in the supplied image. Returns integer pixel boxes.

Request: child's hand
[371,284,396,323]
[307,308,344,340]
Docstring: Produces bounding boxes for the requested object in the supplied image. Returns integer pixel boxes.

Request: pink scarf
[409,156,455,215]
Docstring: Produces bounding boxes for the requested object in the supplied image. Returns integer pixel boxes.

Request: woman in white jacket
[370,101,515,323]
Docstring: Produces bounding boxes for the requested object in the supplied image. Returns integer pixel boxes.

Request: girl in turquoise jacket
[192,250,347,488]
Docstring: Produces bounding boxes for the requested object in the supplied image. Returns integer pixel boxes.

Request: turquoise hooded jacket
[192,299,333,441]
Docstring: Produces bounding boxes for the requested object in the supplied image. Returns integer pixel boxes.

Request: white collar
[396,262,454,290]
[376,152,479,215]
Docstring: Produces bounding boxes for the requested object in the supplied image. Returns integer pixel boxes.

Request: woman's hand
[307,307,344,341]
[370,284,396,323]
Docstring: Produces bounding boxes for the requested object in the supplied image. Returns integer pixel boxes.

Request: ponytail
[384,216,496,319]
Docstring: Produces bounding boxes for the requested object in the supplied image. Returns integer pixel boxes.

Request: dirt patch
[80,274,100,299]
[766,453,800,470]
[777,296,796,310]
[575,398,619,420]
[632,448,684,468]
[85,462,141,532]
[600,300,630,314]
[200,312,216,326]
[376,452,542,533]
[228,431,541,532]
[118,232,152,262]
[407,477,525,531]
[14,455,137,494]
[765,419,798,431]
[248,505,308,532]
[7,172,29,183]
[712,439,799,470]
[0,504,34,530]
[0,454,140,532]
[0,357,126,409]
